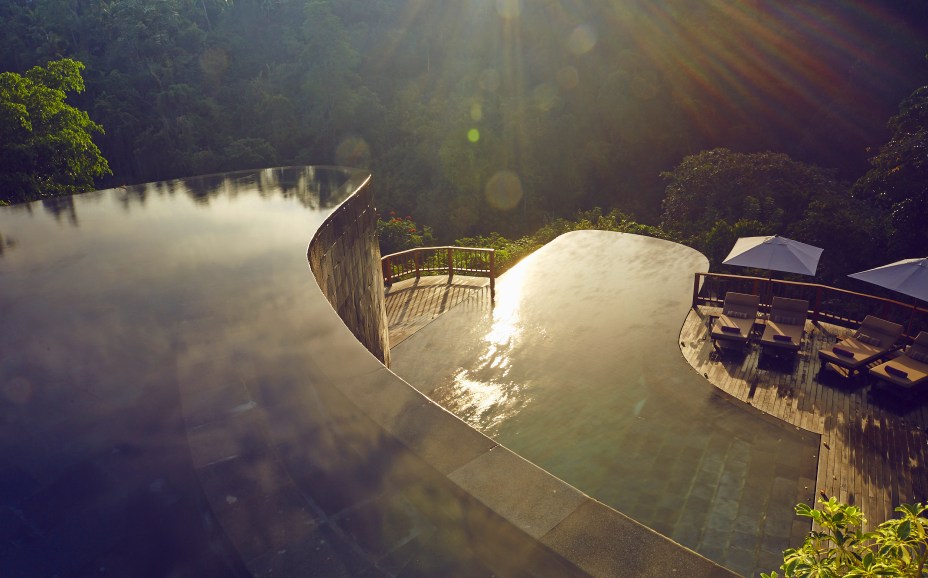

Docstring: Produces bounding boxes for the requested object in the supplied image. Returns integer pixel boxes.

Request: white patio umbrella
[848,258,928,334]
[723,235,824,277]
[848,258,928,302]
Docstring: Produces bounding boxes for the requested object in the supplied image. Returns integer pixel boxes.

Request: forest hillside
[2,0,928,279]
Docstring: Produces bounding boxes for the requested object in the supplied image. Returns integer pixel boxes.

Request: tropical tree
[661,149,844,242]
[0,58,110,203]
[788,190,887,283]
[853,85,928,260]
[659,149,848,270]
[763,498,928,578]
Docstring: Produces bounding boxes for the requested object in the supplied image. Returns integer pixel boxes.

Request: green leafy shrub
[376,212,433,256]
[763,498,927,578]
[454,231,542,274]
[456,207,670,274]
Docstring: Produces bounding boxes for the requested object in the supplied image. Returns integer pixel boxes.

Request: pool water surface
[390,231,819,578]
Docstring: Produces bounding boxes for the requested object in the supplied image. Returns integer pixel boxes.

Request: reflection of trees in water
[0,230,16,257]
[2,202,35,253]
[183,174,227,203]
[41,196,79,226]
[116,166,361,210]
[171,166,362,210]
[36,189,108,226]
[114,185,148,210]
[7,167,367,229]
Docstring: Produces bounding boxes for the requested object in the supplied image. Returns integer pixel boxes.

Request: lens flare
[533,83,559,112]
[470,102,483,121]
[556,66,579,90]
[567,24,597,55]
[495,0,521,19]
[485,171,523,211]
[335,136,370,169]
[479,68,501,92]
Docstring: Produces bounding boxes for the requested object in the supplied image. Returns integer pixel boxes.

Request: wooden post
[383,256,392,286]
[447,247,454,280]
[692,273,701,309]
[489,250,496,300]
[414,250,421,280]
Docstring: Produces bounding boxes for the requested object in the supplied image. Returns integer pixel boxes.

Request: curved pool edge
[302,184,740,577]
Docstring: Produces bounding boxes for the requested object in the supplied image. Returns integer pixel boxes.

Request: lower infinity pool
[390,231,819,578]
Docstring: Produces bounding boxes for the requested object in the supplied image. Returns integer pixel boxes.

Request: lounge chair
[759,296,808,356]
[869,331,928,398]
[817,315,904,378]
[710,292,760,350]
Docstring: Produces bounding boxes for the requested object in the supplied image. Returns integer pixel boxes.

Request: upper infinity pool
[390,231,819,578]
[0,168,367,576]
[9,168,598,577]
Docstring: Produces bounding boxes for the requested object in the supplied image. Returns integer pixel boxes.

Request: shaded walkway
[385,275,491,346]
[680,307,928,530]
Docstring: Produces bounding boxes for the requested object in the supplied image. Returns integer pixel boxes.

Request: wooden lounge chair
[710,292,760,350]
[869,331,928,398]
[759,296,808,357]
[817,315,904,378]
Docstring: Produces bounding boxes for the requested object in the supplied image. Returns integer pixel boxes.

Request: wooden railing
[382,246,495,295]
[693,272,928,340]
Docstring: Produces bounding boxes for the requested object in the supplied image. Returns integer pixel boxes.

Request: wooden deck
[680,306,928,529]
[385,275,491,347]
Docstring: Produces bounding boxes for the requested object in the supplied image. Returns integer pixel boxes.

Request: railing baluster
[690,272,918,336]
[381,246,495,287]
[447,247,453,280]
[692,273,701,309]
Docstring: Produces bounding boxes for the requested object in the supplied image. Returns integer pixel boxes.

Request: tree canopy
[660,149,844,240]
[0,58,110,202]
[853,85,928,260]
[657,148,891,279]
[2,0,928,278]
[2,0,927,231]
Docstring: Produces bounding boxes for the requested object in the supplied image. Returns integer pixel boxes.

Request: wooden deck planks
[385,275,491,347]
[681,308,928,531]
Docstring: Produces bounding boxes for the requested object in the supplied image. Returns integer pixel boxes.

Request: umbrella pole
[766,272,774,312]
[906,299,920,338]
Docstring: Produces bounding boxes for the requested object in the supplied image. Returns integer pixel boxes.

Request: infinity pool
[0,168,365,576]
[1,169,809,577]
[391,231,819,578]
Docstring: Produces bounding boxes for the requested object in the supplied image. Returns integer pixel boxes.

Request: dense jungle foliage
[2,0,928,283]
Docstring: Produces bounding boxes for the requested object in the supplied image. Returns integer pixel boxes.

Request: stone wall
[308,173,391,367]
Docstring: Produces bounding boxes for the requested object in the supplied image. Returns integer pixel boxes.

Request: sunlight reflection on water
[445,368,529,433]
[444,260,531,434]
